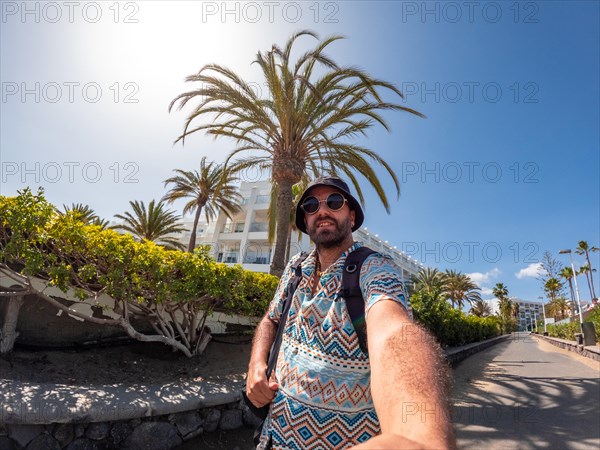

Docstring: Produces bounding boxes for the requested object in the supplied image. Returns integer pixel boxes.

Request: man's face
[303,186,355,249]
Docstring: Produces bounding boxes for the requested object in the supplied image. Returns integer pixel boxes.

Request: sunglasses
[301,193,348,215]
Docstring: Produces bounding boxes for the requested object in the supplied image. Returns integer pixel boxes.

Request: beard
[307,215,353,249]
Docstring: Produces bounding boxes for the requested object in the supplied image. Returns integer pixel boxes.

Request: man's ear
[350,210,356,227]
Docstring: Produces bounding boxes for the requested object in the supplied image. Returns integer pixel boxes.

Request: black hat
[295,176,364,234]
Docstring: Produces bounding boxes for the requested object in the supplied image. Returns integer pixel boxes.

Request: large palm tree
[547,297,570,321]
[162,158,242,252]
[112,200,186,250]
[575,240,598,299]
[410,267,447,299]
[578,264,596,301]
[169,30,423,276]
[62,203,109,229]
[470,300,492,317]
[492,282,512,332]
[560,266,576,316]
[444,270,482,310]
[544,277,562,303]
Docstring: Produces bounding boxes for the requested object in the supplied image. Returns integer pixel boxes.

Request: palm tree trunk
[270,179,294,277]
[187,205,203,253]
[284,225,292,264]
[584,271,593,301]
[585,251,597,298]
[568,279,575,316]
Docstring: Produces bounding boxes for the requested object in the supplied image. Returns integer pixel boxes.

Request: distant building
[486,298,547,331]
[177,180,424,280]
[514,299,546,331]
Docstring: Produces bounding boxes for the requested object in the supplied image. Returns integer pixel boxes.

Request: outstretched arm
[353,300,456,449]
[246,313,279,407]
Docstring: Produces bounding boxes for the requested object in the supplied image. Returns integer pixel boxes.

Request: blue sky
[1,1,598,303]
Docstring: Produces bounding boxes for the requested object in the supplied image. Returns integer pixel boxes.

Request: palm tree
[470,300,492,317]
[544,277,562,303]
[169,30,424,276]
[267,177,310,264]
[575,240,598,299]
[112,200,186,250]
[492,283,512,333]
[560,266,576,316]
[578,264,596,301]
[493,283,509,302]
[547,297,570,321]
[162,158,242,252]
[62,203,109,229]
[444,270,482,309]
[410,267,447,299]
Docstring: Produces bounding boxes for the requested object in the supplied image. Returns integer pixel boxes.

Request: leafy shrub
[0,188,279,356]
[410,291,500,347]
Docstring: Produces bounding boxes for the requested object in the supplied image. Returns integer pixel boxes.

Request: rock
[122,422,182,450]
[201,409,221,433]
[128,419,142,428]
[85,423,110,441]
[109,422,131,445]
[66,438,99,450]
[219,409,243,431]
[0,436,16,450]
[26,433,61,450]
[74,424,86,439]
[169,411,203,439]
[6,424,45,447]
[53,423,74,448]
[182,427,203,442]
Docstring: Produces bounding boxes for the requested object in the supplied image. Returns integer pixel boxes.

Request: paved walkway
[452,332,600,450]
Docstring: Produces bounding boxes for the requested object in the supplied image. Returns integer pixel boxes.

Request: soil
[0,334,253,386]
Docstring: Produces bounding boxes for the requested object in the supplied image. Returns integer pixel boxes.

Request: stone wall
[0,399,261,450]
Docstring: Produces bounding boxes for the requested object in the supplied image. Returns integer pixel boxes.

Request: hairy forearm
[369,312,456,449]
[249,313,277,369]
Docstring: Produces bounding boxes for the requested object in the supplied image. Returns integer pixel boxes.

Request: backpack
[293,246,376,354]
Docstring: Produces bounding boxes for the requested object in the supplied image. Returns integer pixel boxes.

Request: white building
[178,180,424,280]
[493,298,545,331]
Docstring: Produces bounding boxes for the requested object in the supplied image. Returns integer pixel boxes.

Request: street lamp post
[538,296,547,333]
[559,249,583,331]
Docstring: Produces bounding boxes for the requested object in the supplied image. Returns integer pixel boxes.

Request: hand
[246,363,279,408]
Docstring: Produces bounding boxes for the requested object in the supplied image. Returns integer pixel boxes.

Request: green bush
[0,188,279,356]
[547,308,600,342]
[546,321,581,341]
[410,291,500,347]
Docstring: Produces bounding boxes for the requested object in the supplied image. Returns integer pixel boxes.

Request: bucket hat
[295,176,364,234]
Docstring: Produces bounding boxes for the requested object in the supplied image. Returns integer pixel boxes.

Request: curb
[444,334,511,368]
[535,334,600,362]
[0,376,245,425]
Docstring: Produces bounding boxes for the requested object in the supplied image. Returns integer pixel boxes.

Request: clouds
[515,263,542,279]
[467,268,501,284]
[467,268,501,298]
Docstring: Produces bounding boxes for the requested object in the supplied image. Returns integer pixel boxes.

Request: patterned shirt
[258,242,410,449]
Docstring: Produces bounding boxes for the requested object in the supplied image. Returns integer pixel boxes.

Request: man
[246,177,456,449]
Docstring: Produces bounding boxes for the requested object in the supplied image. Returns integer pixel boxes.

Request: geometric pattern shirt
[258,242,411,449]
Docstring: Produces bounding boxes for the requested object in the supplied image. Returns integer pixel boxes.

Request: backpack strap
[265,252,309,378]
[342,247,377,354]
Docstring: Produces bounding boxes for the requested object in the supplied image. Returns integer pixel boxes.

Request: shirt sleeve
[267,253,302,324]
[360,253,411,319]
